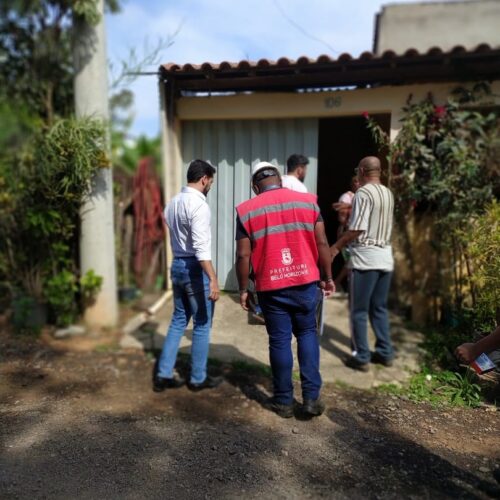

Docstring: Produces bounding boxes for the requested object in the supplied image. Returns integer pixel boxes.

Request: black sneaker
[188,375,224,392]
[344,355,370,372]
[302,398,325,417]
[371,351,394,367]
[266,398,294,418]
[153,374,185,392]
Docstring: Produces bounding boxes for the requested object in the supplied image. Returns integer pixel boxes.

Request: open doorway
[316,114,391,286]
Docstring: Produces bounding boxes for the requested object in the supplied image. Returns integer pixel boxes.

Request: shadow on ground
[2,333,499,498]
[325,407,500,499]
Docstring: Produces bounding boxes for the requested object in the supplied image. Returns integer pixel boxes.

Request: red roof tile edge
[161,43,498,74]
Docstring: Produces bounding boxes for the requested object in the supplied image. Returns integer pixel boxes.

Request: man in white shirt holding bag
[154,160,222,392]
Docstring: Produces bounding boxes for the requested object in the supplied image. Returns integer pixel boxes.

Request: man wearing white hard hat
[235,161,334,418]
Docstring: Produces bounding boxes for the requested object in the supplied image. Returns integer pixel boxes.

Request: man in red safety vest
[235,161,334,418]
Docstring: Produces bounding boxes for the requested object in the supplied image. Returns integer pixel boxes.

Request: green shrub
[378,367,482,408]
[365,87,499,321]
[0,117,108,328]
[46,270,78,327]
[80,269,103,307]
[45,269,103,327]
[460,201,500,328]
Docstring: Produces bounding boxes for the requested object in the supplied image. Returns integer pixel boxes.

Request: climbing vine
[365,84,499,327]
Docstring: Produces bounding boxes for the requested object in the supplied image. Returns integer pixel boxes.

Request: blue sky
[105,0,443,138]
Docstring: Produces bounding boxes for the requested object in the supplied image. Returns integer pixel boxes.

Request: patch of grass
[292,371,300,381]
[230,359,272,377]
[397,312,490,407]
[144,351,155,362]
[377,383,401,396]
[94,343,119,353]
[377,367,482,407]
[333,380,353,390]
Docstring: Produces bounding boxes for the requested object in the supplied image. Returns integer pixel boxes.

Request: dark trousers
[350,269,393,363]
[258,282,322,405]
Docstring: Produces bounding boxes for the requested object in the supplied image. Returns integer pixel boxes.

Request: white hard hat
[251,161,279,178]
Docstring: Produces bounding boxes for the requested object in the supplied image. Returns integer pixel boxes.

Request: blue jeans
[158,257,214,384]
[257,282,322,405]
[350,269,393,364]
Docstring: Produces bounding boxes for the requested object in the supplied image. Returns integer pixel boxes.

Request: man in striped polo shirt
[330,156,395,371]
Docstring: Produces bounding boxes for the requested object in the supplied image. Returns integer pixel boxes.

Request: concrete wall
[375,0,500,54]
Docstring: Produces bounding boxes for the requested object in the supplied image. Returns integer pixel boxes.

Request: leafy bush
[0,116,107,326]
[421,325,469,369]
[440,371,482,407]
[80,270,103,307]
[366,87,498,406]
[365,86,499,326]
[46,270,78,327]
[389,99,496,223]
[46,269,103,327]
[11,294,48,335]
[0,0,120,122]
[459,201,500,328]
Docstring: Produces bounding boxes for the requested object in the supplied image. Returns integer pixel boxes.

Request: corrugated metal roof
[159,44,500,93]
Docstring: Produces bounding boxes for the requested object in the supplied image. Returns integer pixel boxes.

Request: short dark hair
[286,154,309,173]
[187,159,216,183]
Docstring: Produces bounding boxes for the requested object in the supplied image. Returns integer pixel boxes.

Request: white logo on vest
[281,248,293,265]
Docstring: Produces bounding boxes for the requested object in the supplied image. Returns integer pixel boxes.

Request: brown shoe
[188,375,224,392]
[266,398,294,418]
[371,351,394,367]
[153,374,185,392]
[344,355,370,372]
[303,398,325,417]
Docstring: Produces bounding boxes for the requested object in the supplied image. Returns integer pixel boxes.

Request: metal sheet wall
[181,118,319,290]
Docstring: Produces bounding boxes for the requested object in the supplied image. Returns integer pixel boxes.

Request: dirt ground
[1,330,499,500]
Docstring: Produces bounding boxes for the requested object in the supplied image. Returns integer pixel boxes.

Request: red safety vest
[236,188,321,292]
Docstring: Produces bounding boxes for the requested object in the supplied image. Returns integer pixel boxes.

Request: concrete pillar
[159,80,183,291]
[73,0,118,327]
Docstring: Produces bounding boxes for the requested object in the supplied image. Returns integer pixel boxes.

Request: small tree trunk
[463,249,476,307]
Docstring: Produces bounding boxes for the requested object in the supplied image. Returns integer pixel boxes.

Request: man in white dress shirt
[154,160,223,392]
[281,154,309,193]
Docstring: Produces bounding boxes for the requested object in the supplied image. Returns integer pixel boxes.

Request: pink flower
[434,105,446,118]
[361,111,369,119]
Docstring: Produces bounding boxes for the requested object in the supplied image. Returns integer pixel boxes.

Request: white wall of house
[375,0,500,54]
